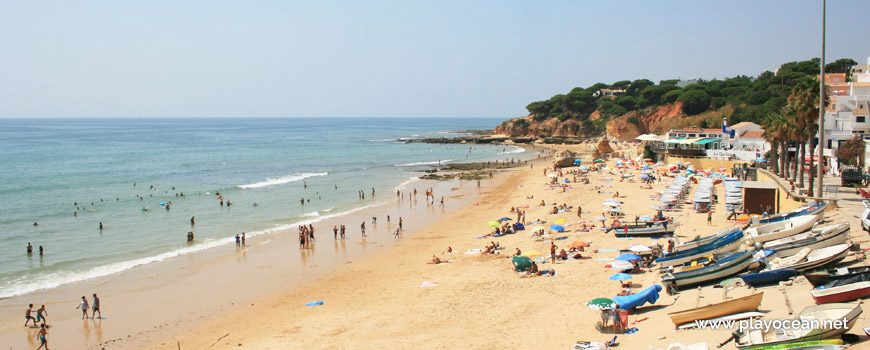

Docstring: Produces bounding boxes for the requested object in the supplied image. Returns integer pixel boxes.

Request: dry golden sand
[144,145,870,350]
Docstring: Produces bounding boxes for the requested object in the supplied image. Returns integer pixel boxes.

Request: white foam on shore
[238,172,327,189]
[394,159,453,167]
[497,146,526,155]
[301,211,320,217]
[393,177,420,191]
[0,200,391,299]
[367,139,396,142]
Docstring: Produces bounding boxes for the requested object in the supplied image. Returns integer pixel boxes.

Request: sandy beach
[3,143,869,350]
[141,143,870,349]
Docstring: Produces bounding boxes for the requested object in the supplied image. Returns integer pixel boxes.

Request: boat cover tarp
[613,284,662,310]
[823,273,870,289]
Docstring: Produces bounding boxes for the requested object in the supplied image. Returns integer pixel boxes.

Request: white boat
[768,244,853,272]
[673,226,741,253]
[743,212,824,245]
[736,303,861,348]
[764,223,851,257]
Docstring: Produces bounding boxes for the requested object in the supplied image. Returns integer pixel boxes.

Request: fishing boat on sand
[762,223,850,258]
[668,292,763,326]
[656,230,743,267]
[740,268,798,287]
[672,226,741,253]
[803,265,870,288]
[662,250,756,288]
[767,244,852,272]
[756,202,827,225]
[811,281,870,304]
[735,303,861,349]
[743,213,824,245]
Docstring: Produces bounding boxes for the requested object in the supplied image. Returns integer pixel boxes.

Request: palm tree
[788,78,827,196]
[762,112,786,174]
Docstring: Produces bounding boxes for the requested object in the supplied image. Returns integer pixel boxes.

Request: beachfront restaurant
[665,137,723,158]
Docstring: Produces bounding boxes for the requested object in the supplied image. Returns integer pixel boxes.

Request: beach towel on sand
[306,300,325,307]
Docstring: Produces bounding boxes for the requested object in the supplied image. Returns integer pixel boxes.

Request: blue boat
[662,250,756,287]
[740,268,798,286]
[656,230,744,267]
[757,202,827,224]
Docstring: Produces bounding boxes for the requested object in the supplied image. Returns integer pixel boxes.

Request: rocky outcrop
[495,102,729,142]
[553,149,577,167]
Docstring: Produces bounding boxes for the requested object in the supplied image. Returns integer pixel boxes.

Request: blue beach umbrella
[639,174,649,180]
[499,217,512,222]
[609,273,633,281]
[550,224,565,232]
[615,253,641,261]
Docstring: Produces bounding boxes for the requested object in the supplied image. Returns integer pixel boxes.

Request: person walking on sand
[577,206,582,219]
[550,242,558,263]
[333,225,338,240]
[92,293,101,319]
[394,227,400,238]
[707,211,712,226]
[235,234,241,247]
[398,217,403,232]
[36,323,49,350]
[76,296,89,319]
[241,232,246,246]
[360,222,366,237]
[25,304,37,326]
[36,304,48,324]
[340,225,346,239]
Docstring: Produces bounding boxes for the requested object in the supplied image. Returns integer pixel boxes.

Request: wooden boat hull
[777,244,851,272]
[758,202,827,224]
[668,292,763,326]
[804,266,870,288]
[740,268,798,286]
[811,281,870,304]
[674,226,742,253]
[736,303,862,349]
[613,222,678,236]
[744,212,823,245]
[663,250,755,287]
[657,230,744,267]
[764,223,850,258]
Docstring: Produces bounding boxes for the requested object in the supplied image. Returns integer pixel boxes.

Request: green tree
[677,90,711,115]
[640,85,679,105]
[836,135,866,167]
[825,58,858,74]
[661,89,682,104]
[611,80,631,90]
[627,79,654,97]
[614,95,638,110]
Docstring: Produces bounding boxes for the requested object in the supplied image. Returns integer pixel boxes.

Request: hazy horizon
[1,0,866,118]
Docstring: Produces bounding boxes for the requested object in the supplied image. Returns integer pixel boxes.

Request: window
[827,139,832,149]
[834,78,840,83]
[678,134,686,137]
[688,134,696,137]
[858,116,866,123]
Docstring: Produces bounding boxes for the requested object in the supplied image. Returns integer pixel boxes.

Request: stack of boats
[723,178,743,213]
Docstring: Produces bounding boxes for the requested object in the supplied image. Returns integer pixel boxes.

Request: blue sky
[0,0,865,118]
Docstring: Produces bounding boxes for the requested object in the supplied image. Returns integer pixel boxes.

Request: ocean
[0,117,526,299]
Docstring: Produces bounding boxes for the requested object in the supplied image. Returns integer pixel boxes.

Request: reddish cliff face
[495,102,725,141]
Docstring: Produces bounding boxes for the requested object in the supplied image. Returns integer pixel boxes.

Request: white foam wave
[367,139,396,142]
[394,159,453,167]
[0,199,393,299]
[301,211,320,217]
[394,177,420,191]
[497,146,526,155]
[238,172,327,189]
[321,207,334,212]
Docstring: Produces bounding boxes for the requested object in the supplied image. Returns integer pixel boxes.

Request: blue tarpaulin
[613,284,662,310]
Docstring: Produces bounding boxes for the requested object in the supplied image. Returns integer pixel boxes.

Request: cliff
[496,102,734,142]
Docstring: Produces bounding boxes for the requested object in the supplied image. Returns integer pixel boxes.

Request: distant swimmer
[335,184,338,190]
[39,246,43,256]
[253,202,258,207]
[33,222,38,226]
[304,181,307,189]
[190,216,195,225]
[300,197,305,205]
[27,243,33,254]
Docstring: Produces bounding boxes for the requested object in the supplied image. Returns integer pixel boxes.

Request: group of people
[24,293,102,349]
[26,242,44,256]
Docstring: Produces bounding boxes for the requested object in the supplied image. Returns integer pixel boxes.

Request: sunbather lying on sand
[521,269,556,278]
[428,255,450,264]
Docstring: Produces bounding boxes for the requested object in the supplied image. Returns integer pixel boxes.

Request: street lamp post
[817,0,826,198]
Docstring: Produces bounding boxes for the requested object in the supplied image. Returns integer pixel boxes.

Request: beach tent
[613,285,662,310]
[512,256,532,272]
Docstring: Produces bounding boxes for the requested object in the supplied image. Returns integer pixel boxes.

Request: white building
[821,56,870,167]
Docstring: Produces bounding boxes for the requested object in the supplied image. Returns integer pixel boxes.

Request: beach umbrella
[530,225,545,232]
[521,250,543,257]
[629,245,651,252]
[487,221,501,228]
[587,297,614,310]
[609,261,635,270]
[512,256,532,272]
[595,159,604,163]
[609,273,633,281]
[579,165,589,170]
[638,216,653,221]
[609,208,623,213]
[604,198,620,203]
[603,201,620,207]
[621,173,634,178]
[615,253,641,261]
[549,224,565,232]
[498,217,512,222]
[554,218,567,224]
[640,174,650,179]
[547,174,558,178]
[569,241,589,249]
[595,216,607,221]
[563,179,570,183]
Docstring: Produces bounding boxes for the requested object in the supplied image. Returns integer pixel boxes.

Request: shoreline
[0,149,542,349]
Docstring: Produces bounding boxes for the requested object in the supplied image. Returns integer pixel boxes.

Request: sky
[1,0,867,118]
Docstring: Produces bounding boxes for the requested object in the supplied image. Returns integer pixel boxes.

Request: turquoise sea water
[0,117,524,299]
